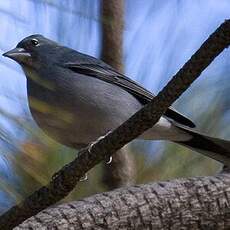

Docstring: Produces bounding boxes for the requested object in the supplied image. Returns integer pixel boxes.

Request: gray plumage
[3,34,230,166]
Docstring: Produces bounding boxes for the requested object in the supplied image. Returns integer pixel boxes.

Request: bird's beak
[2,47,31,63]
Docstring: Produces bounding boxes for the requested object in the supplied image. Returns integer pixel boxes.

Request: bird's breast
[26,71,142,148]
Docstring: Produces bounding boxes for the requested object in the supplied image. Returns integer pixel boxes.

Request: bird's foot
[52,166,88,182]
[105,156,113,164]
[88,131,112,153]
[52,163,70,181]
[88,131,113,164]
[80,173,88,182]
[105,156,113,165]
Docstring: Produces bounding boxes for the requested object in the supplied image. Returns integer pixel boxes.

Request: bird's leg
[88,131,113,164]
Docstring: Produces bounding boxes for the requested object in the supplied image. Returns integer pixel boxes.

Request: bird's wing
[64,62,195,128]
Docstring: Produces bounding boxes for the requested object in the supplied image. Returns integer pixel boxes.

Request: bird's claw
[80,173,88,182]
[106,156,113,164]
[88,136,104,153]
[88,131,112,153]
[87,131,113,165]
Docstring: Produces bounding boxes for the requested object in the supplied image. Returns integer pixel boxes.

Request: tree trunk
[101,0,124,71]
[101,0,136,189]
[15,172,230,229]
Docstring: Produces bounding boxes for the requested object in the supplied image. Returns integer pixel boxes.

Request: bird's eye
[31,38,39,46]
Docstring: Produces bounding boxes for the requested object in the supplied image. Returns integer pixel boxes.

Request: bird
[3,34,230,168]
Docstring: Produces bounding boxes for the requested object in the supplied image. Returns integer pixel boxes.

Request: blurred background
[0,0,230,214]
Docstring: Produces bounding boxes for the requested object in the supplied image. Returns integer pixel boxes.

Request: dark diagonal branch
[0,20,230,229]
[15,172,230,229]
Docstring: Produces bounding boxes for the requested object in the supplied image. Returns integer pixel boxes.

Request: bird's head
[2,34,65,70]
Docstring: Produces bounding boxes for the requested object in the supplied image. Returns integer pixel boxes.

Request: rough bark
[0,20,229,229]
[100,0,135,189]
[15,172,230,229]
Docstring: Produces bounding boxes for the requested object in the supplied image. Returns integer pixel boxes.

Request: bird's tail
[174,125,230,167]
